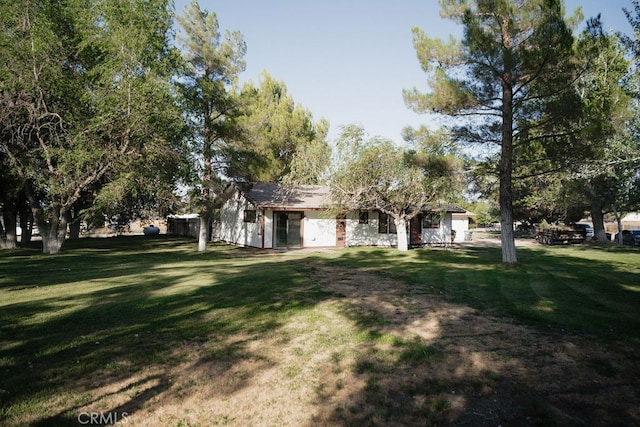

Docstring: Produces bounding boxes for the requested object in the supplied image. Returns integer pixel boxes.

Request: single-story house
[214,182,469,250]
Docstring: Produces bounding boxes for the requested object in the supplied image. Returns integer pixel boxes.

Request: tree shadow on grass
[32,374,171,426]
[332,245,640,341]
[0,237,331,425]
[308,247,640,426]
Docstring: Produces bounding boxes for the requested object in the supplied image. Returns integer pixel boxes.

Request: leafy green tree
[0,0,78,253]
[226,71,331,184]
[227,72,330,184]
[329,125,460,251]
[0,0,184,253]
[607,0,640,241]
[475,20,633,236]
[466,199,500,227]
[405,0,579,263]
[466,147,584,230]
[284,130,332,185]
[569,24,634,241]
[78,0,189,233]
[177,0,246,251]
[510,129,589,228]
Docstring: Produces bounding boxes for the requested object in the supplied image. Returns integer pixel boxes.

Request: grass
[0,236,639,426]
[328,243,640,341]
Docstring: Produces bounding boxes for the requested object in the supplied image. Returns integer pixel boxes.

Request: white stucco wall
[344,211,457,247]
[345,211,397,247]
[219,194,262,248]
[221,203,337,249]
[421,213,451,245]
[302,211,336,247]
[451,216,469,242]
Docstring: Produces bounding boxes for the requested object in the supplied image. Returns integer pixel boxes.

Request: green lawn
[1,237,639,426]
[351,243,640,341]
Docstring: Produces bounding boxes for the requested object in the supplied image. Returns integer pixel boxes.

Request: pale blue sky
[174,1,635,142]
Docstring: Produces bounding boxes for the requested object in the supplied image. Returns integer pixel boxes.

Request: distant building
[167,214,200,238]
[621,212,640,230]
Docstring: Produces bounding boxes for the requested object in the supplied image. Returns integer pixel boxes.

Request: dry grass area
[45,263,638,427]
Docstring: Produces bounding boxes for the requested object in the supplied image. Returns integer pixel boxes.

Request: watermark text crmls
[78,411,129,425]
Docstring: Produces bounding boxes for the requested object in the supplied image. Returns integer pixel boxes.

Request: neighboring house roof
[215,182,467,213]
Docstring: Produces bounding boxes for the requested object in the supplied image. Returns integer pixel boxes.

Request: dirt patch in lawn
[310,265,640,426]
[34,264,639,427]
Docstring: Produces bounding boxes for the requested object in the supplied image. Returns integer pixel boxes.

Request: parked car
[143,224,160,235]
[573,223,594,240]
[615,229,640,245]
[15,226,39,237]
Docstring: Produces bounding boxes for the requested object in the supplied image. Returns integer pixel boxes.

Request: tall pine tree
[176,0,246,251]
[405,0,579,263]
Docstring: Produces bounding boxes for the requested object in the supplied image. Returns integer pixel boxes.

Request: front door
[275,212,302,248]
[336,214,346,247]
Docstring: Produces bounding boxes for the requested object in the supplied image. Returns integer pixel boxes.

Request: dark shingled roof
[216,182,467,213]
[234,183,331,209]
[426,204,467,214]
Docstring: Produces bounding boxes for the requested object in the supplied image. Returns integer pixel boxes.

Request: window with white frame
[378,212,397,234]
[422,213,440,228]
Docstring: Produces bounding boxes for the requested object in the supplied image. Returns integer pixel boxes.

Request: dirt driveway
[458,233,538,248]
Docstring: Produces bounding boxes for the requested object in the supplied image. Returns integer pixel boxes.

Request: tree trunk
[612,204,623,244]
[394,217,409,251]
[0,219,5,249]
[69,220,81,240]
[22,181,68,253]
[500,57,517,264]
[499,168,517,264]
[198,96,214,252]
[41,230,65,254]
[1,202,18,249]
[499,154,517,263]
[40,227,62,254]
[197,214,210,252]
[67,208,81,240]
[19,202,33,244]
[591,201,607,242]
[39,206,68,254]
